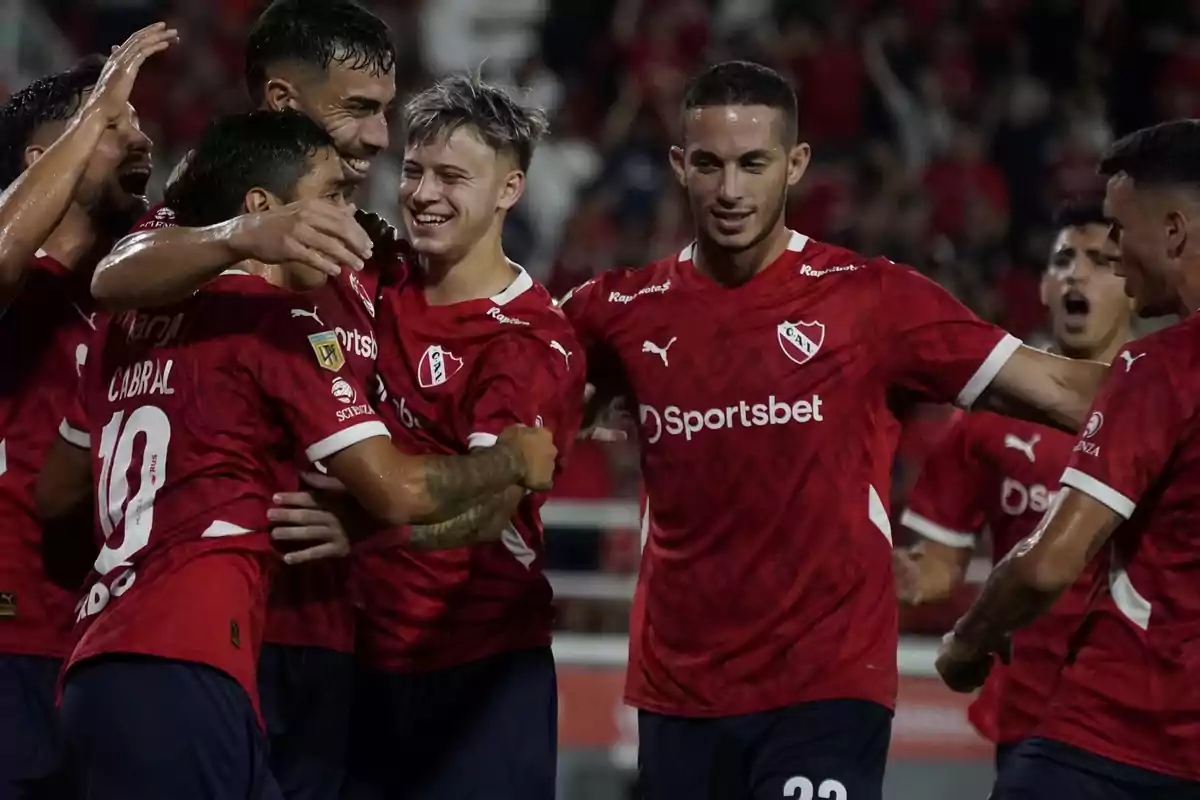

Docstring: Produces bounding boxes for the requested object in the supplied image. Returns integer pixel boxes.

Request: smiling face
[669,104,809,253]
[399,125,523,261]
[1040,223,1133,358]
[266,60,396,187]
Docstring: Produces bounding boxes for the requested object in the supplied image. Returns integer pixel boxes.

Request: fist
[935,631,994,693]
[500,425,558,492]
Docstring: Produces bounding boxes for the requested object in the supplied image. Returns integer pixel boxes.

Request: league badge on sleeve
[308,331,346,373]
[778,320,825,366]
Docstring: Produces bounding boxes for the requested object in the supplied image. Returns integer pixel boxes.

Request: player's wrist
[949,615,997,661]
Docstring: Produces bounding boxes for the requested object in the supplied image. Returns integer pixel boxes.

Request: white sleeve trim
[1060,467,1137,520]
[58,418,90,449]
[900,509,977,548]
[305,420,389,463]
[957,334,1023,408]
[468,432,499,449]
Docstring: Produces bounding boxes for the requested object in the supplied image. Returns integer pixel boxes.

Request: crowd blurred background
[1,1,1191,792]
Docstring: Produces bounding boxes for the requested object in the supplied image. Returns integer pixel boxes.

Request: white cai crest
[777,321,825,365]
[417,344,464,388]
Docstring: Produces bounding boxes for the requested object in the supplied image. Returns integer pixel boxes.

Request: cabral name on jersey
[640,394,824,443]
[107,359,176,402]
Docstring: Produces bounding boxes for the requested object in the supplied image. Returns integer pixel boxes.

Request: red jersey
[901,411,1097,744]
[59,271,386,712]
[129,204,380,653]
[0,251,96,657]
[354,260,586,672]
[1038,319,1200,780]
[561,231,1020,717]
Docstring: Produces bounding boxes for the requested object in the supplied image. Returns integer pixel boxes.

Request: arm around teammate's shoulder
[92,199,374,310]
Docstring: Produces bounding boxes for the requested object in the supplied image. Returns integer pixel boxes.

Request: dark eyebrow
[739,150,772,161]
[343,95,383,111]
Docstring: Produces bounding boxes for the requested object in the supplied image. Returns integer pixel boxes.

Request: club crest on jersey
[777,321,825,365]
[308,331,345,373]
[418,345,464,388]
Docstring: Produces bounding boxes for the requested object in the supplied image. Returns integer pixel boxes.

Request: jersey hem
[624,686,897,718]
[358,628,552,674]
[900,508,977,548]
[1036,731,1200,783]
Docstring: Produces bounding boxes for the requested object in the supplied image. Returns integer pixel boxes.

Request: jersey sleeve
[559,276,628,392]
[246,299,390,464]
[1059,345,1185,519]
[900,418,986,548]
[58,375,91,450]
[879,263,1022,408]
[462,332,586,457]
[128,204,178,234]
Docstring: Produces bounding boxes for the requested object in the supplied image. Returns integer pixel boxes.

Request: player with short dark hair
[561,60,1110,799]
[0,24,172,798]
[344,73,581,800]
[938,119,1200,799]
[895,198,1133,775]
[35,107,557,800]
[87,4,397,796]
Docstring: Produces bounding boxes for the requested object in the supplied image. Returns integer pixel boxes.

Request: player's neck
[419,229,517,306]
[1175,268,1200,318]
[1056,326,1132,364]
[240,260,283,287]
[692,224,792,287]
[40,204,105,271]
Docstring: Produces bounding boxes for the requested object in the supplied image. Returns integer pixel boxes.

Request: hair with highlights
[244,0,396,103]
[166,109,336,226]
[0,56,105,188]
[681,60,799,142]
[404,73,548,172]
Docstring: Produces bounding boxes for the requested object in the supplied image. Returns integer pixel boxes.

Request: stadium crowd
[2,0,1200,798]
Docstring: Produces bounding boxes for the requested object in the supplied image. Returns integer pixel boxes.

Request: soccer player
[88,3,395,796]
[894,198,1134,772]
[344,74,585,800]
[559,61,1112,799]
[0,24,172,798]
[34,108,557,800]
[936,120,1200,798]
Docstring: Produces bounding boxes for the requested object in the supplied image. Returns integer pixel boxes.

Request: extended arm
[408,486,525,549]
[976,346,1109,434]
[893,539,974,605]
[324,429,553,527]
[937,489,1120,690]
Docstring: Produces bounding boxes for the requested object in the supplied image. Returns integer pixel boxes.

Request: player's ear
[669,145,686,187]
[496,168,525,212]
[786,142,811,187]
[23,144,46,171]
[244,187,280,214]
[263,78,302,112]
[1165,207,1187,261]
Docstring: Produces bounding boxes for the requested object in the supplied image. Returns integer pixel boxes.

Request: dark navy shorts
[992,737,1200,800]
[0,654,69,799]
[996,740,1023,777]
[343,646,557,800]
[60,654,282,800]
[637,698,893,800]
[257,643,353,800]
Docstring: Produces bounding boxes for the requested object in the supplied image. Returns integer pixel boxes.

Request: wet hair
[404,73,548,171]
[244,0,396,104]
[0,55,105,188]
[681,60,799,143]
[165,109,336,226]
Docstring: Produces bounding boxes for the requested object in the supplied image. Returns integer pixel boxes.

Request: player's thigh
[0,654,67,795]
[258,644,352,800]
[637,711,748,800]
[746,699,892,800]
[61,655,279,800]
[993,738,1195,800]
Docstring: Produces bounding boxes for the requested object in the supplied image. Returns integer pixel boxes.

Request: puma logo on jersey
[290,307,323,325]
[1004,432,1040,463]
[1119,351,1145,372]
[549,339,572,367]
[72,303,97,330]
[642,337,677,366]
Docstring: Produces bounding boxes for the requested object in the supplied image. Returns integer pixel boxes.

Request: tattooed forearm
[413,443,525,522]
[408,487,524,550]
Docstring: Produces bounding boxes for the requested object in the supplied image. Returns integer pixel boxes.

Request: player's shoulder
[1118,317,1200,381]
[558,252,678,310]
